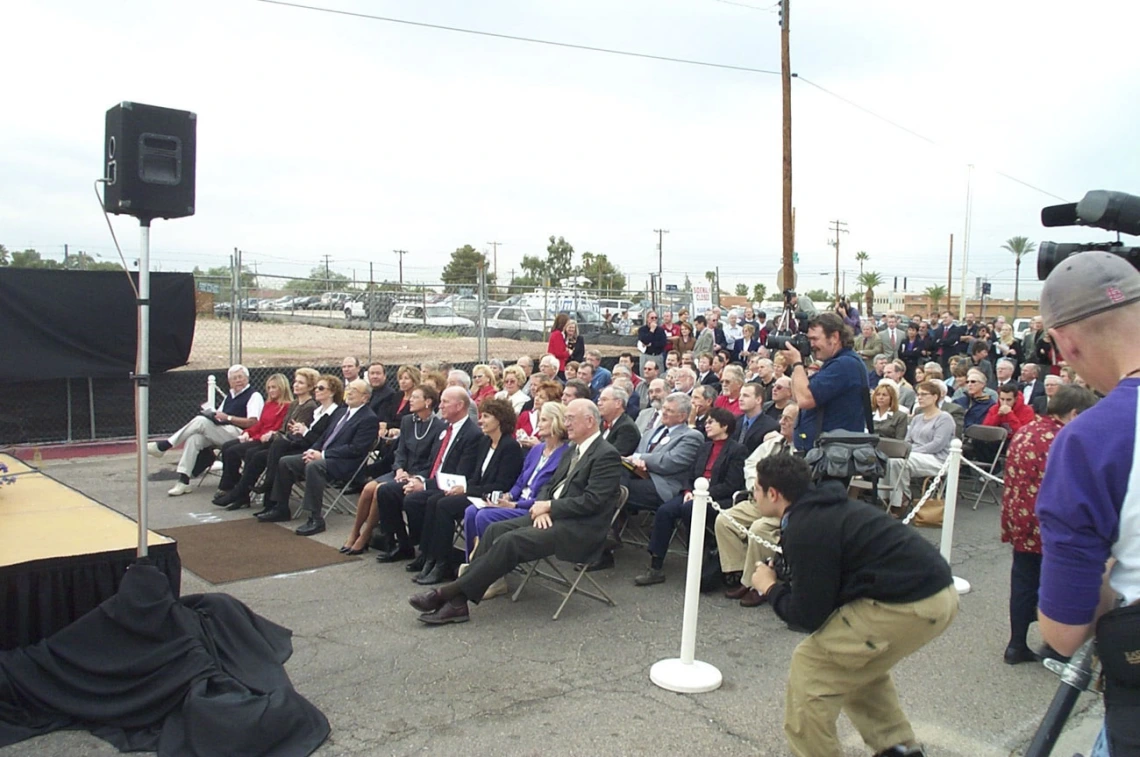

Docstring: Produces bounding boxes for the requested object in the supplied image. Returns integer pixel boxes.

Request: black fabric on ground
[0,543,181,651]
[0,562,329,756]
[0,269,195,382]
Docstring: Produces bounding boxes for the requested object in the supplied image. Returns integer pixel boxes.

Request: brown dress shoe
[739,588,767,607]
[408,589,445,613]
[417,599,470,625]
[724,583,751,600]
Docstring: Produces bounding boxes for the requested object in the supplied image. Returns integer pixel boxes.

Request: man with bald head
[409,399,623,624]
[636,378,669,434]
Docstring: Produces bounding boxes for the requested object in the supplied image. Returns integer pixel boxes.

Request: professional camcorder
[766,289,811,357]
[1038,190,1140,279]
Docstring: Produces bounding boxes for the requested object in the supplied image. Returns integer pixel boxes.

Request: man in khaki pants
[717,404,797,606]
[749,454,958,757]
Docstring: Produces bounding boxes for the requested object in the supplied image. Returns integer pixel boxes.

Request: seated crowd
[148,305,1094,625]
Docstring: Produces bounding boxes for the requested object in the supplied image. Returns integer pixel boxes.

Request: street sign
[793,252,800,264]
[665,284,678,292]
[197,281,220,295]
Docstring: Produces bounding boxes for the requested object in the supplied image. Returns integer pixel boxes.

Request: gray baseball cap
[1040,251,1140,330]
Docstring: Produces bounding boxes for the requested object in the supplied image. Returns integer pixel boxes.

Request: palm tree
[704,270,716,286]
[855,251,869,277]
[1001,236,1036,319]
[857,271,884,318]
[924,284,947,313]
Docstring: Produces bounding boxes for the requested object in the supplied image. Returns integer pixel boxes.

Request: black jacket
[602,412,641,456]
[392,413,446,476]
[735,412,780,455]
[465,435,525,499]
[422,417,484,491]
[313,405,380,482]
[689,438,748,507]
[368,382,399,426]
[767,480,953,633]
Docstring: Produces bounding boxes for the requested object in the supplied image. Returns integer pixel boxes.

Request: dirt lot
[186,317,631,369]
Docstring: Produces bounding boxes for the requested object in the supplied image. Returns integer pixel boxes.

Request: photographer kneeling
[779,312,870,452]
[749,454,958,757]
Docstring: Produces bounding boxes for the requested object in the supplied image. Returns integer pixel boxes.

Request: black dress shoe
[414,562,450,585]
[417,599,469,625]
[252,506,272,518]
[405,554,427,573]
[295,516,326,536]
[408,589,446,613]
[376,546,416,563]
[583,550,615,572]
[414,559,438,581]
[257,507,291,523]
[223,496,251,511]
[1003,644,1039,665]
[345,546,368,556]
[212,490,231,506]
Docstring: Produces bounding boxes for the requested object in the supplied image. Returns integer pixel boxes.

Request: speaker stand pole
[135,218,152,558]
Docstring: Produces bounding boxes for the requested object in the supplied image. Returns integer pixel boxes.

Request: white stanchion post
[940,439,971,595]
[650,477,723,693]
[206,375,218,411]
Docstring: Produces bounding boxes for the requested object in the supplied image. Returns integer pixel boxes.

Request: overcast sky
[3,0,1138,300]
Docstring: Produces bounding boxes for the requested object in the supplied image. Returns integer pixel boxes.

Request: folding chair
[849,438,911,511]
[288,438,383,519]
[511,486,628,620]
[964,425,1008,510]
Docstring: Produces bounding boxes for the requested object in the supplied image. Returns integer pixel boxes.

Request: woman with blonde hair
[496,364,529,414]
[213,372,293,507]
[871,381,908,440]
[994,323,1023,374]
[564,319,586,364]
[471,364,498,404]
[390,365,422,424]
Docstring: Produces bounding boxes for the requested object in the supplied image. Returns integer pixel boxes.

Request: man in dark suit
[260,379,380,536]
[634,407,748,586]
[396,387,484,573]
[735,383,780,455]
[598,385,640,456]
[1019,363,1046,414]
[931,311,965,373]
[366,362,399,426]
[408,399,623,624]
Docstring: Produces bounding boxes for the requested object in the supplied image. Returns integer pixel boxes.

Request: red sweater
[982,394,1036,435]
[246,400,290,439]
[547,330,570,370]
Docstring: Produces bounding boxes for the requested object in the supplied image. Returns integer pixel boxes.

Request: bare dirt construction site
[185,317,631,369]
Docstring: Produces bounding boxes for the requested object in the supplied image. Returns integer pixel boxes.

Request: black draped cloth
[0,563,329,756]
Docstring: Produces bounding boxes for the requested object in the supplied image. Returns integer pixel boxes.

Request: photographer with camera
[777,312,870,453]
[749,453,957,757]
[1033,250,1140,756]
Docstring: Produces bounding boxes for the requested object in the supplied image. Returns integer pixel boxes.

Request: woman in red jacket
[546,313,570,371]
[213,373,292,502]
[982,383,1036,436]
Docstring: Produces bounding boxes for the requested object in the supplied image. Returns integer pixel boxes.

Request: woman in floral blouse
[1000,384,1098,665]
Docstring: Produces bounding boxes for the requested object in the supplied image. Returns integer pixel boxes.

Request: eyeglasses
[966,379,982,384]
[316,385,329,391]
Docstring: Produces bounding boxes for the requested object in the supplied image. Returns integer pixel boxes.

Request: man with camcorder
[778,312,870,452]
[749,453,957,757]
[1033,247,1140,757]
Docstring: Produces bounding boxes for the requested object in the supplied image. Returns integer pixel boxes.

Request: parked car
[486,305,546,333]
[388,303,474,328]
[344,292,397,321]
[558,308,604,336]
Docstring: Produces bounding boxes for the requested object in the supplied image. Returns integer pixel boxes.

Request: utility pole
[959,165,974,321]
[393,249,407,290]
[946,233,954,314]
[486,241,502,282]
[321,253,332,293]
[779,0,795,294]
[654,229,669,311]
[828,219,848,302]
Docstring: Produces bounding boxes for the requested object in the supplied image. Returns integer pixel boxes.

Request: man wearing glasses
[637,311,668,376]
[953,368,996,430]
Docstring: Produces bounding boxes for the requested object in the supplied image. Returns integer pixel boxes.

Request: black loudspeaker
[103,102,196,220]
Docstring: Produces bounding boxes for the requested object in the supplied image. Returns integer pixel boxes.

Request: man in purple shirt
[1035,251,1140,756]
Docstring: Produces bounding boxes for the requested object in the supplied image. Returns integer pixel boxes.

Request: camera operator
[781,312,870,452]
[749,453,957,757]
[1034,251,1140,756]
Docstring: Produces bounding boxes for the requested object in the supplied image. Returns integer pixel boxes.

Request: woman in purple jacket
[463,401,569,558]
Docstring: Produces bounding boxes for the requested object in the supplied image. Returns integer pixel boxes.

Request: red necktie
[430,424,453,478]
[891,331,897,348]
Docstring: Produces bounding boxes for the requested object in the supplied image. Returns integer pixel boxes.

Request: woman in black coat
[565,319,586,364]
[897,324,929,386]
[412,398,525,585]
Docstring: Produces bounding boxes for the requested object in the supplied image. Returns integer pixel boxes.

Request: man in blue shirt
[1034,251,1140,757]
[585,349,611,396]
[781,312,870,452]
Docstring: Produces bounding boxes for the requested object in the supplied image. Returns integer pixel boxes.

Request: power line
[255,0,781,76]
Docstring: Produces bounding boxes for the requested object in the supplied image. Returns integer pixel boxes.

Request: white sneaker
[457,563,469,578]
[147,442,165,458]
[209,460,224,472]
[167,482,193,496]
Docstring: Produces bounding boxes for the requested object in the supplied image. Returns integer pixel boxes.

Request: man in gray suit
[692,315,715,358]
[878,314,905,360]
[636,378,669,434]
[408,399,622,625]
[624,393,704,512]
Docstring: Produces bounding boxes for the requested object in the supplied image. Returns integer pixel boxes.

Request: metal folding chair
[511,486,628,620]
[964,425,1008,510]
[288,438,383,519]
[849,438,911,511]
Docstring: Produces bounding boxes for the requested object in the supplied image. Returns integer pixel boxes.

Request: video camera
[765,288,811,357]
[1038,190,1140,280]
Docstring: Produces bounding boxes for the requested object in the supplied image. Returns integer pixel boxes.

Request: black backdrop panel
[0,269,195,382]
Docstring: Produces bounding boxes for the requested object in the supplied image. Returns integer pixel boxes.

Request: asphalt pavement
[2,453,1105,756]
